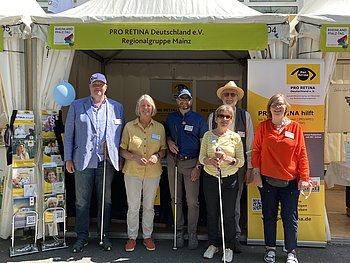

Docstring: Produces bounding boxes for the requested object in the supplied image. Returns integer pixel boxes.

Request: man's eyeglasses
[91,83,105,88]
[178,96,191,101]
[217,114,232,120]
[222,92,238,98]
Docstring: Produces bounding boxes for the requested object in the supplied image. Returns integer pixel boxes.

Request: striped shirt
[199,130,245,177]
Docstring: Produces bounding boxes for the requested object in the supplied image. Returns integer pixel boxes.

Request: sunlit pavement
[1,237,350,263]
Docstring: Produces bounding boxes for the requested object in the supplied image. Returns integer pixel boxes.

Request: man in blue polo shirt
[166,88,208,250]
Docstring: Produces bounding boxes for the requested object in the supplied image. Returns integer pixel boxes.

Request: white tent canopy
[32,0,288,24]
[0,0,44,35]
[297,0,350,25]
[0,0,45,240]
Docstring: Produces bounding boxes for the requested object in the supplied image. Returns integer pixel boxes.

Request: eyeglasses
[178,96,191,101]
[222,92,238,98]
[271,102,284,108]
[217,114,232,120]
[91,82,105,88]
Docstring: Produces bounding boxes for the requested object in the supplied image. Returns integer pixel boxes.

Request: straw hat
[216,81,244,101]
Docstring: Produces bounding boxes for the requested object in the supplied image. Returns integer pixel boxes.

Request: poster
[196,80,227,119]
[12,111,36,168]
[247,59,326,246]
[42,163,65,194]
[13,197,36,229]
[150,80,191,123]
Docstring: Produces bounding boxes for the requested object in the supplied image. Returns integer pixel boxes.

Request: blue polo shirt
[165,110,208,158]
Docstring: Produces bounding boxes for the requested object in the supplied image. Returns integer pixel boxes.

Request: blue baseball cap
[177,88,192,98]
[90,73,107,84]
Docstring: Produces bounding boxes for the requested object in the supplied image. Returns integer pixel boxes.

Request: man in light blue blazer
[64,73,125,253]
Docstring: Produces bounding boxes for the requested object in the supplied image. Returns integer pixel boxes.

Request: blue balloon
[53,81,76,106]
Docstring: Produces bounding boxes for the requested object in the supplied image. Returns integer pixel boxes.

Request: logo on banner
[54,26,75,47]
[286,64,320,84]
[326,27,349,49]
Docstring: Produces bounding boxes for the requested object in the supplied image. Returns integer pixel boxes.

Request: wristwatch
[196,164,202,170]
[154,152,161,158]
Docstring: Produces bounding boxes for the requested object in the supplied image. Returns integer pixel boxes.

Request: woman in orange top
[251,94,311,263]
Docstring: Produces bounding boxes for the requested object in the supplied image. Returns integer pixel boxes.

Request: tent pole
[26,38,33,110]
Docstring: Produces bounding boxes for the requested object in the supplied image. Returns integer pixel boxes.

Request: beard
[179,105,190,110]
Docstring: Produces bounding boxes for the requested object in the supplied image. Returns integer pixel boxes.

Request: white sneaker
[222,248,233,262]
[203,245,219,259]
[286,252,299,263]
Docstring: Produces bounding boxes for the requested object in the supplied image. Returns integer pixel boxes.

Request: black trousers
[203,171,238,249]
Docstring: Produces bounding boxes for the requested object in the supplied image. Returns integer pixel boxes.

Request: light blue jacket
[64,96,125,171]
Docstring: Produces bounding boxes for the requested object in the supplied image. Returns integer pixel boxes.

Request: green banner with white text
[320,24,350,52]
[48,23,267,50]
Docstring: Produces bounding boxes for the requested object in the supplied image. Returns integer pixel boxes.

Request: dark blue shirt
[165,110,208,158]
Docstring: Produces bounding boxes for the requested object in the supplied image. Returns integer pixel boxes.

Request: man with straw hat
[207,80,254,253]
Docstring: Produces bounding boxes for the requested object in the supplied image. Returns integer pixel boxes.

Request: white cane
[216,147,226,263]
[99,142,107,246]
[173,154,178,250]
[172,125,179,250]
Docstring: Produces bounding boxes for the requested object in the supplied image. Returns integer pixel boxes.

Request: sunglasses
[222,92,238,98]
[217,114,232,120]
[178,96,191,101]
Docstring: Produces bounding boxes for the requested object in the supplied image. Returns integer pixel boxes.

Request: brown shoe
[125,239,136,252]
[143,238,156,251]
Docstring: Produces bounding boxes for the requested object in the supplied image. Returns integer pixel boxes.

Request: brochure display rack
[10,111,39,257]
[40,110,67,251]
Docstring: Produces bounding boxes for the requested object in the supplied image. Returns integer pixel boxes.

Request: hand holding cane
[215,147,226,263]
[100,142,107,246]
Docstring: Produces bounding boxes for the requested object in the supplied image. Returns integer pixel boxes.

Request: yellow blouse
[199,130,245,177]
[120,118,167,178]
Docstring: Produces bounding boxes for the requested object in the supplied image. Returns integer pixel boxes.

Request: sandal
[72,239,88,253]
[264,248,276,263]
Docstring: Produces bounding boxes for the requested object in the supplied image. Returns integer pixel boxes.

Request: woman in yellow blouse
[199,105,245,263]
[120,94,167,252]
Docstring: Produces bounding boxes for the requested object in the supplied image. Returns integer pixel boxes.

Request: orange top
[252,119,310,181]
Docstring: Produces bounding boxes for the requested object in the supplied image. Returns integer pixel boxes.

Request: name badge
[285,131,294,139]
[237,131,246,138]
[184,125,193,132]
[152,134,160,140]
[114,118,122,125]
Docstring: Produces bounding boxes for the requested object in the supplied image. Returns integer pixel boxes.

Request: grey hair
[215,104,234,118]
[135,94,157,117]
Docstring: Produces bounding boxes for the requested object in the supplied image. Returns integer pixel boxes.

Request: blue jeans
[258,176,300,251]
[74,161,114,240]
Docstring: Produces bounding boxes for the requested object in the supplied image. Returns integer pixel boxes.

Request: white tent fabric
[291,0,349,166]
[297,0,350,25]
[35,40,75,111]
[32,0,288,24]
[0,0,45,240]
[0,0,44,37]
